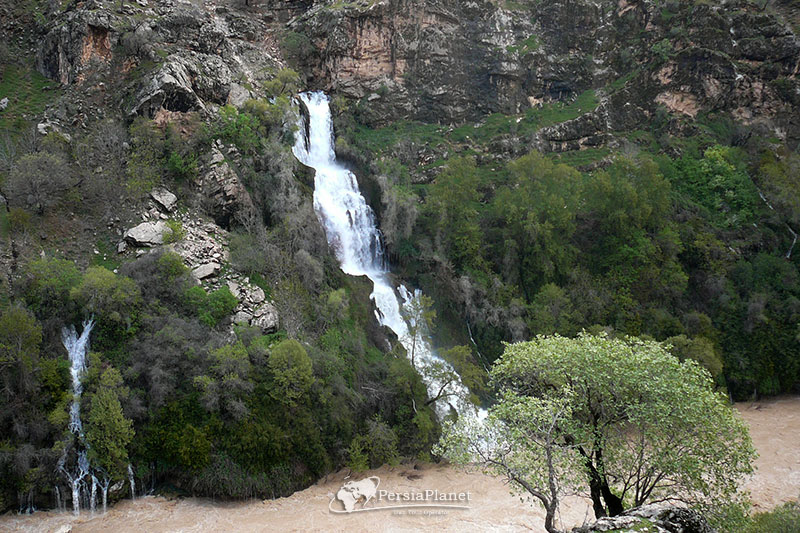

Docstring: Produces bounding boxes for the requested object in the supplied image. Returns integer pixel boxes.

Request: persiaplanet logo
[328,476,472,514]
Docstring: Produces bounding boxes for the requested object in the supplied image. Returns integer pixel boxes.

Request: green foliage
[163,219,186,244]
[439,333,756,530]
[281,31,314,65]
[742,501,800,533]
[0,305,42,398]
[183,285,238,327]
[126,117,166,194]
[673,145,760,228]
[85,368,135,480]
[166,150,198,182]
[263,69,301,98]
[424,156,484,270]
[23,256,82,318]
[268,339,313,406]
[208,99,294,155]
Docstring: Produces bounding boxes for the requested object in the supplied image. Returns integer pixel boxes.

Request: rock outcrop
[572,504,714,533]
[197,141,257,229]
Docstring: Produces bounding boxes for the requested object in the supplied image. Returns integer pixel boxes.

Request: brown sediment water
[2,397,798,533]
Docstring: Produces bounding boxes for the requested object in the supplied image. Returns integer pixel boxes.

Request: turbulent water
[293,91,482,418]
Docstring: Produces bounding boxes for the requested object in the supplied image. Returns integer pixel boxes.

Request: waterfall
[59,319,95,515]
[63,319,94,437]
[293,91,484,419]
[128,464,136,500]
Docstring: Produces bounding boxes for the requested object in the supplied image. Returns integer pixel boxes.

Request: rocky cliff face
[293,0,800,146]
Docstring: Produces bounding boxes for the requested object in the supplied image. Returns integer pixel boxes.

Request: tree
[268,339,313,406]
[0,305,42,411]
[436,392,581,533]
[493,152,583,297]
[4,152,74,213]
[439,332,756,530]
[85,368,134,512]
[399,292,435,369]
[425,156,483,270]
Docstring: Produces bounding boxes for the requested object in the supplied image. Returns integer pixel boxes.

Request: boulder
[232,310,253,324]
[0,97,8,111]
[124,221,171,246]
[192,262,220,280]
[252,303,279,333]
[572,504,714,533]
[150,187,178,212]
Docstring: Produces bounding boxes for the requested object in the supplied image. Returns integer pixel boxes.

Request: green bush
[183,285,238,327]
[743,501,800,533]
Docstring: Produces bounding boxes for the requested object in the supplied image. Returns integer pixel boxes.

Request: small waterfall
[63,319,94,437]
[59,319,94,515]
[128,464,136,500]
[293,91,485,419]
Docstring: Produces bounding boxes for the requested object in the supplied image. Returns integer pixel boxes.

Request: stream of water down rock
[293,91,484,420]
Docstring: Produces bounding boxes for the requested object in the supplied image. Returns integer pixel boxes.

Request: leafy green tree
[70,267,141,348]
[0,305,42,410]
[268,339,313,406]
[194,341,253,421]
[85,368,134,510]
[437,392,580,533]
[425,156,483,270]
[494,152,583,297]
[23,256,82,318]
[440,333,756,529]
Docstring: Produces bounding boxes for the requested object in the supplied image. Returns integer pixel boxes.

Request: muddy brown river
[2,397,798,532]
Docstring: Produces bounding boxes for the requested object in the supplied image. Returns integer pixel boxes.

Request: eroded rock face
[197,142,257,229]
[295,0,800,143]
[572,504,714,533]
[38,10,115,86]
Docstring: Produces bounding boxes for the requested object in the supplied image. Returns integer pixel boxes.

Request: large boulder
[252,303,279,333]
[572,504,714,533]
[124,221,172,247]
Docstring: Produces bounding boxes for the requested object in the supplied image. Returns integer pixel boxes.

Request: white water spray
[293,92,485,419]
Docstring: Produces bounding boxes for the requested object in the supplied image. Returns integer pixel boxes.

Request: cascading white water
[60,319,95,515]
[63,319,94,437]
[293,91,484,419]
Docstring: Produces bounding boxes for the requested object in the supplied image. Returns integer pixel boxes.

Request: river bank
[2,397,798,532]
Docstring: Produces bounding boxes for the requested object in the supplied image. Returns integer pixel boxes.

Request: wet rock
[150,187,178,212]
[124,221,171,246]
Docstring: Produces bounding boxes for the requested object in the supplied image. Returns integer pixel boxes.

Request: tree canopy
[437,332,756,532]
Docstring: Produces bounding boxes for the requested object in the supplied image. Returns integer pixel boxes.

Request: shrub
[5,152,73,213]
[183,285,238,327]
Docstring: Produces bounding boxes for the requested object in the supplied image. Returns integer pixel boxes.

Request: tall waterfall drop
[293,91,483,419]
